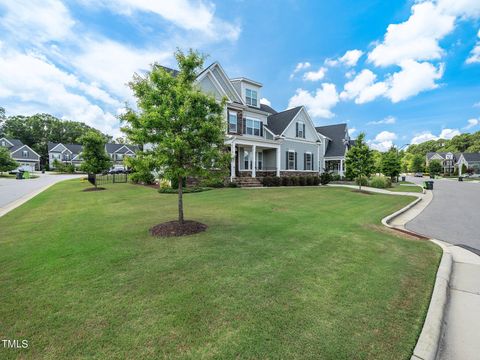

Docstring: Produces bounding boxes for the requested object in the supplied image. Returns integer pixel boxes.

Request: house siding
[280,140,320,172]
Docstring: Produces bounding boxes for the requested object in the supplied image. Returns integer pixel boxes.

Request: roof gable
[10,144,40,159]
[315,123,349,157]
[266,106,302,135]
[197,63,243,104]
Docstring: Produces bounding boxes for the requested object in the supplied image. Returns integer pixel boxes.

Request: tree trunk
[178,175,184,224]
[94,174,97,189]
[358,176,362,191]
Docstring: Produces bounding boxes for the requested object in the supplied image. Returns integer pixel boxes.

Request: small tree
[411,154,425,173]
[381,147,401,182]
[428,160,442,177]
[121,49,230,228]
[79,131,112,189]
[0,147,18,174]
[345,133,375,191]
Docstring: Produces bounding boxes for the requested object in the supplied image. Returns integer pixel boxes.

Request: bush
[281,176,290,186]
[200,178,224,188]
[262,176,273,187]
[312,176,321,186]
[298,176,306,186]
[306,176,314,186]
[271,176,281,186]
[368,175,392,189]
[320,172,332,185]
[130,171,156,185]
[227,181,238,188]
[355,176,369,187]
[64,164,76,173]
[158,186,211,194]
[331,173,341,181]
[171,176,187,189]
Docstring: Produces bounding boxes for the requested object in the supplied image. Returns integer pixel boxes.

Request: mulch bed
[83,187,106,192]
[150,220,207,237]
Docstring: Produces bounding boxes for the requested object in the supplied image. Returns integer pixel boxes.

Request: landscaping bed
[0,181,440,359]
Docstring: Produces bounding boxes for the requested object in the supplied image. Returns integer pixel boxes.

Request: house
[154,62,352,185]
[426,152,459,174]
[0,137,40,171]
[457,153,480,175]
[315,123,352,177]
[48,142,138,169]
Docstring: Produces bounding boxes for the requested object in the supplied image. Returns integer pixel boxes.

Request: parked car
[414,172,424,177]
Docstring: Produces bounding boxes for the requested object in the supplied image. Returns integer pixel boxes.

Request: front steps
[233,177,262,187]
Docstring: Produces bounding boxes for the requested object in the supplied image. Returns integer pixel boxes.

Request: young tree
[79,131,112,189]
[121,49,229,228]
[0,147,18,174]
[345,133,375,191]
[411,154,425,173]
[428,160,442,177]
[381,147,401,181]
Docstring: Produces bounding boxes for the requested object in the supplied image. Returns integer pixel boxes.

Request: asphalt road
[406,176,480,250]
[0,173,81,213]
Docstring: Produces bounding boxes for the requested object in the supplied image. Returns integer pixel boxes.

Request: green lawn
[388,184,424,193]
[0,181,440,359]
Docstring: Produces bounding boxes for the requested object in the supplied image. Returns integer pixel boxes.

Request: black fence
[88,173,128,186]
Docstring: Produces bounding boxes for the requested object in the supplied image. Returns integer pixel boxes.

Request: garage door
[19,163,35,172]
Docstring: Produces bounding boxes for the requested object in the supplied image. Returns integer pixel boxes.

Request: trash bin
[401,176,406,182]
[459,176,463,182]
[424,180,434,190]
[16,171,24,180]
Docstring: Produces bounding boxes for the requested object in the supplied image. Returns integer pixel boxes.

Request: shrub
[64,164,76,173]
[171,176,187,189]
[306,176,314,186]
[158,186,211,194]
[281,176,290,186]
[262,176,273,187]
[227,181,238,188]
[355,176,369,187]
[320,172,332,185]
[331,173,341,181]
[312,176,321,186]
[130,171,156,185]
[159,178,171,190]
[271,176,281,186]
[200,178,224,188]
[290,176,299,186]
[298,176,306,186]
[368,175,391,189]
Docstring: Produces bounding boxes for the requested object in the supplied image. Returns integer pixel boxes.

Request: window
[257,151,263,170]
[1,140,5,147]
[243,150,251,170]
[22,150,29,158]
[246,88,258,106]
[296,121,305,138]
[246,118,262,136]
[64,154,70,160]
[305,152,313,170]
[288,151,296,170]
[228,111,237,133]
[116,154,123,160]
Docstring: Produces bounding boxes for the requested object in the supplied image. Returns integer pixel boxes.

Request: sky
[0,0,480,150]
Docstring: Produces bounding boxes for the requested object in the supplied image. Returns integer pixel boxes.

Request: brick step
[233,177,263,187]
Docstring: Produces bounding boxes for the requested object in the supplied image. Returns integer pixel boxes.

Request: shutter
[260,122,264,137]
[312,154,314,171]
[286,151,289,170]
[242,118,246,134]
[303,123,306,139]
[296,122,298,137]
[295,152,297,170]
[304,153,306,170]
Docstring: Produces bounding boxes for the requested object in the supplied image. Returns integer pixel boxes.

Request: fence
[88,173,128,186]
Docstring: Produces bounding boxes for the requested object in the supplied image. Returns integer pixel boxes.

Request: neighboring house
[457,153,480,174]
[154,62,352,185]
[48,142,138,169]
[0,137,40,171]
[315,123,353,177]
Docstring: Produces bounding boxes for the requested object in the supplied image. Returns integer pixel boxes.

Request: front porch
[227,139,281,180]
[324,158,345,177]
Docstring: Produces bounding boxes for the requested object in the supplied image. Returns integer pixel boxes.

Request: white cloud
[0,0,75,43]
[410,128,461,144]
[345,70,356,79]
[260,97,271,106]
[340,69,388,104]
[436,0,480,19]
[368,131,397,151]
[83,0,240,41]
[348,127,357,136]
[386,60,444,103]
[464,118,479,129]
[466,30,480,64]
[303,67,327,81]
[288,83,339,118]
[474,101,480,108]
[325,49,363,67]
[290,62,311,79]
[367,116,396,125]
[368,2,455,67]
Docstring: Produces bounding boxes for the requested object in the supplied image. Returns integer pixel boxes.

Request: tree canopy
[381,147,401,180]
[0,147,18,174]
[121,49,229,225]
[345,133,375,190]
[406,131,480,156]
[79,131,112,188]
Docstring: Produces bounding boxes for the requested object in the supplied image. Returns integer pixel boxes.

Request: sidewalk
[331,183,480,360]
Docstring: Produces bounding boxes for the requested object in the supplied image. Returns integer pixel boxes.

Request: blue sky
[1,0,479,150]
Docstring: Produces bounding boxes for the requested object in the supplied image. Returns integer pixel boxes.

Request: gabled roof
[265,106,302,135]
[426,152,460,161]
[462,153,480,162]
[1,138,23,151]
[48,142,82,154]
[259,103,277,115]
[105,143,139,154]
[158,65,180,77]
[315,123,349,157]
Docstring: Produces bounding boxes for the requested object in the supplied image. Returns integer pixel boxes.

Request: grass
[0,173,16,178]
[388,184,424,193]
[0,181,440,359]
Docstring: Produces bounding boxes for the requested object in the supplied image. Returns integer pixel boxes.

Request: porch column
[276,147,281,177]
[252,145,256,178]
[230,142,236,181]
[340,159,344,177]
[459,162,462,176]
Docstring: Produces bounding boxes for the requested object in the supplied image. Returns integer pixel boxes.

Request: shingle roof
[158,65,179,77]
[426,152,460,161]
[105,143,138,154]
[48,142,82,154]
[259,103,277,114]
[265,106,302,135]
[462,153,480,162]
[315,123,349,157]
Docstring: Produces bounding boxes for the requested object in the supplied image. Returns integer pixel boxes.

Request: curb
[379,191,452,360]
[411,250,452,360]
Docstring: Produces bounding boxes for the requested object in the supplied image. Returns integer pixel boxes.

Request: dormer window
[246,89,257,107]
[228,111,237,133]
[296,121,305,139]
[22,150,29,157]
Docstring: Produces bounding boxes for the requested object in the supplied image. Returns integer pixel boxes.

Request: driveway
[0,173,82,216]
[406,176,480,250]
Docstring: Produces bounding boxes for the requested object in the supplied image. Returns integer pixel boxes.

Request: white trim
[225,137,280,148]
[197,70,232,102]
[245,116,263,137]
[0,138,14,147]
[10,144,41,158]
[228,110,238,133]
[280,106,323,142]
[230,77,263,87]
[49,143,68,153]
[212,62,244,103]
[112,145,131,154]
[61,147,73,154]
[197,63,243,104]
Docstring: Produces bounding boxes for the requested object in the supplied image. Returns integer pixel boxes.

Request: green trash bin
[425,180,434,190]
